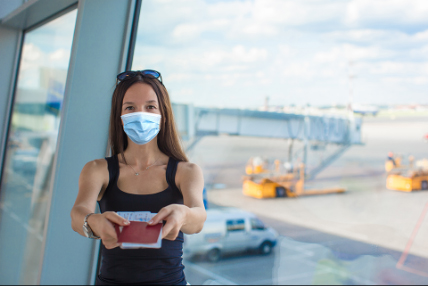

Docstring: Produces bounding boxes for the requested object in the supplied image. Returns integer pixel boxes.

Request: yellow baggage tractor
[243,158,345,199]
[386,157,428,192]
[387,173,428,192]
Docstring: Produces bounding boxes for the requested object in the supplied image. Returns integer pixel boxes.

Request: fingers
[149,207,171,225]
[99,212,126,249]
[150,206,186,240]
[161,219,174,239]
[103,241,121,249]
[99,220,119,248]
[161,218,181,240]
[104,211,130,226]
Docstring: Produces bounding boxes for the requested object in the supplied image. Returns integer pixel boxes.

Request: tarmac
[189,115,428,259]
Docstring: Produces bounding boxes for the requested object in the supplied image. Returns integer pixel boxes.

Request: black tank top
[96,155,186,285]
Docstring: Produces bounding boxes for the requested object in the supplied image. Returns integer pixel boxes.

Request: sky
[18,9,77,92]
[16,1,428,109]
[132,0,428,108]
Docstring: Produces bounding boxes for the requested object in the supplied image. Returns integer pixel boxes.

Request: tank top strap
[166,157,181,194]
[104,154,119,192]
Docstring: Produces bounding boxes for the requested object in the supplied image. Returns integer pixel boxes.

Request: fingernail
[124,220,130,225]
[148,220,153,224]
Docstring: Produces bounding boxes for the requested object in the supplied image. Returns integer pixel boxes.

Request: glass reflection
[132,0,428,285]
[0,9,77,285]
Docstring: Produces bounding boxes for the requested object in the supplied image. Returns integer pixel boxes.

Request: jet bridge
[172,103,362,179]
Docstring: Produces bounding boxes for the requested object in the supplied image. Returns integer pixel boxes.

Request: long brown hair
[109,74,188,163]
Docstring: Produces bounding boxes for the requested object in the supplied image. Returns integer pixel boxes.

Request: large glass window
[132,0,428,284]
[0,9,77,284]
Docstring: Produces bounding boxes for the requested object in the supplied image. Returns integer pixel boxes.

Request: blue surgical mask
[121,112,161,145]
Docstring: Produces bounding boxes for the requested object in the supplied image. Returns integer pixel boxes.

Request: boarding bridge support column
[303,114,310,172]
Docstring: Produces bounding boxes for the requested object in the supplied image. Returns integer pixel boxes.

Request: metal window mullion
[22,3,78,33]
[0,29,24,190]
[125,0,142,71]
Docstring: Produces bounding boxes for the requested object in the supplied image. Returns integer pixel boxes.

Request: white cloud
[49,48,70,66]
[174,87,195,100]
[314,44,394,65]
[383,76,428,85]
[172,19,230,42]
[278,45,294,57]
[17,43,72,90]
[414,30,428,41]
[133,0,428,107]
[21,43,44,67]
[169,45,268,69]
[21,44,71,71]
[409,45,428,60]
[283,62,316,78]
[240,22,278,37]
[166,73,193,82]
[325,29,428,48]
[346,0,428,27]
[172,24,203,41]
[231,46,268,63]
[252,0,346,26]
[364,61,428,76]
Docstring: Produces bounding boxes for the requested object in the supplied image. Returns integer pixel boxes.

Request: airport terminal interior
[1,0,428,284]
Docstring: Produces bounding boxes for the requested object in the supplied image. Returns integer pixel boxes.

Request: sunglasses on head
[116,69,163,85]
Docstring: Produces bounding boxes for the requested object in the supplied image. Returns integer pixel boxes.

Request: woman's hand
[148,204,189,241]
[88,211,130,249]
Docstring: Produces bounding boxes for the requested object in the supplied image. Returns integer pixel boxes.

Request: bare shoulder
[176,161,204,189]
[81,158,108,175]
[79,158,109,197]
[80,159,109,186]
[75,159,109,205]
[176,161,203,177]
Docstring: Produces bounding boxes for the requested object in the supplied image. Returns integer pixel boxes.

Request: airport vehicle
[243,157,345,199]
[385,153,403,173]
[386,156,428,192]
[183,208,278,262]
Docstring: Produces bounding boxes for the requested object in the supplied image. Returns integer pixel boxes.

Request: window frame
[0,0,142,284]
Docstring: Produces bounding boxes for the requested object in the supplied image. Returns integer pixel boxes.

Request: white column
[39,0,135,284]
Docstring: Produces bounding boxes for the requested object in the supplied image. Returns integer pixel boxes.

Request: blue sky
[132,0,428,108]
[18,10,77,91]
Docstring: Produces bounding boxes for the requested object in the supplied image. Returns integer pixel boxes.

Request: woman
[70,70,206,285]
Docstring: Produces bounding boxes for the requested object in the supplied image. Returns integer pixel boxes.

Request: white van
[184,208,278,262]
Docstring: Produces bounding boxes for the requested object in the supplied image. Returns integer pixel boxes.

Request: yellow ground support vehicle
[386,158,428,192]
[243,158,345,199]
[385,155,402,173]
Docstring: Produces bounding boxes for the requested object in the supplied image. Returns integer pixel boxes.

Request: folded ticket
[116,211,162,249]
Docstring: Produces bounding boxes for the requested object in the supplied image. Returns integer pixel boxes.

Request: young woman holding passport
[70,70,206,285]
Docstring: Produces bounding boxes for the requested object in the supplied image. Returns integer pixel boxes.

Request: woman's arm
[70,159,130,249]
[149,162,206,240]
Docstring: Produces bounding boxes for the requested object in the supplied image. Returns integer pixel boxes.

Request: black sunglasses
[117,69,163,85]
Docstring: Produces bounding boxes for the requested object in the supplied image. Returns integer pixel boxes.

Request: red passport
[115,221,162,245]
